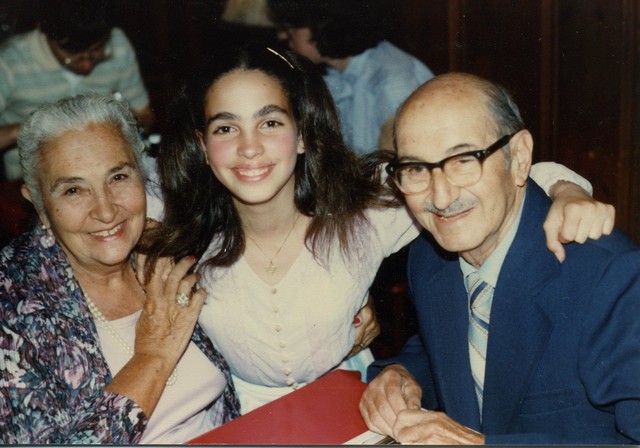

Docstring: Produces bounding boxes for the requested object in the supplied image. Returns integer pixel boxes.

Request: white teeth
[238,167,268,177]
[91,223,123,237]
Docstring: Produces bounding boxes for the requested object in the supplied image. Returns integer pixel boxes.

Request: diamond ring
[175,292,190,307]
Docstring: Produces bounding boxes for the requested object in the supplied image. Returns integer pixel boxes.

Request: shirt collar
[323,43,382,100]
[31,29,66,70]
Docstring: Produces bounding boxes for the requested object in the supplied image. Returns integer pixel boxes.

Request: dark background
[1,0,639,356]
[3,0,639,236]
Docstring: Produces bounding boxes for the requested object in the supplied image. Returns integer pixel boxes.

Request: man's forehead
[396,98,493,159]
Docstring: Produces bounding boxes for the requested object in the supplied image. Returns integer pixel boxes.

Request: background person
[142,45,614,414]
[268,0,434,154]
[359,73,639,444]
[0,93,238,444]
[0,0,154,181]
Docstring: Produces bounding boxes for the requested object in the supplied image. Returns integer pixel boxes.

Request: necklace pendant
[265,260,278,274]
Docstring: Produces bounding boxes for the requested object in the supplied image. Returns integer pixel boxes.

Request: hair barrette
[266,47,294,70]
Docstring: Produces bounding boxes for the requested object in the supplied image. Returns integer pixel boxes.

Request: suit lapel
[481,182,559,433]
[481,270,553,432]
[423,261,482,429]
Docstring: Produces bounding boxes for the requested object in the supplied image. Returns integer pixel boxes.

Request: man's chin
[432,233,478,254]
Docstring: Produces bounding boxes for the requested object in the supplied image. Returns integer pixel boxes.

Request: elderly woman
[0,93,239,444]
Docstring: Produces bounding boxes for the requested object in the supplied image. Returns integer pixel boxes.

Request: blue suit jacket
[370,181,640,444]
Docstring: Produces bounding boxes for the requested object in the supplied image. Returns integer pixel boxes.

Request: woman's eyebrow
[50,176,83,192]
[254,104,288,119]
[49,162,135,192]
[206,105,288,126]
[108,162,136,174]
[207,111,237,125]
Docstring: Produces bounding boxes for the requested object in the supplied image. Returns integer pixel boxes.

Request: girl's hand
[349,293,381,357]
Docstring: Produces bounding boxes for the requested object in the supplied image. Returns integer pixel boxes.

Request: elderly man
[359,73,640,444]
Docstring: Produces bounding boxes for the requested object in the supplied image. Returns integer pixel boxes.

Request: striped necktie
[466,270,494,417]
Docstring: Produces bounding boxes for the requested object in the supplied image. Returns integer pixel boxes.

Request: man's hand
[392,409,485,445]
[544,180,615,262]
[359,364,422,436]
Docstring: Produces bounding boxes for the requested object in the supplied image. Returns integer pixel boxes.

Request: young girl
[143,45,610,413]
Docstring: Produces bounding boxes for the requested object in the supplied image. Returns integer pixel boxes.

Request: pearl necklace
[84,292,178,386]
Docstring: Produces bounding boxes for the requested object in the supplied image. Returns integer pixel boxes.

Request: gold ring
[359,342,367,350]
[175,292,190,307]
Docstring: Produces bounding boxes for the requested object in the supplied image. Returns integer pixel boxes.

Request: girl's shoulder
[363,205,420,252]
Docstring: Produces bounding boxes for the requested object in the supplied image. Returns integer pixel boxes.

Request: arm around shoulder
[531,162,615,262]
[530,161,592,196]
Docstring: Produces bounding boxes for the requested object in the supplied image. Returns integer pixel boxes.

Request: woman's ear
[195,129,210,164]
[21,184,49,227]
[296,134,305,155]
[509,129,533,187]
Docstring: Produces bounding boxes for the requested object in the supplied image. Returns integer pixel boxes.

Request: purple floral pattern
[0,226,239,443]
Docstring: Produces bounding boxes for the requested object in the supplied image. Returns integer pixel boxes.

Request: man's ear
[509,129,533,187]
[195,129,210,165]
[21,184,49,227]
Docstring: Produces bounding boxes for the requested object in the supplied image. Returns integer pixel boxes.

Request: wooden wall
[122,0,640,238]
[2,0,639,239]
[392,0,640,240]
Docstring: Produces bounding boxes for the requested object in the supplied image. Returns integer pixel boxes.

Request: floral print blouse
[0,226,240,444]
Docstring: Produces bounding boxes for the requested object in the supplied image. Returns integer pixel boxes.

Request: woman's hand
[105,254,206,417]
[134,255,206,370]
[348,293,381,358]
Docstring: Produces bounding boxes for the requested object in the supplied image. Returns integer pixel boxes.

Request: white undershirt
[93,310,227,444]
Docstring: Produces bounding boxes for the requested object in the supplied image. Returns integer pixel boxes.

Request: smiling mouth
[90,222,125,237]
[234,165,273,179]
[434,209,471,221]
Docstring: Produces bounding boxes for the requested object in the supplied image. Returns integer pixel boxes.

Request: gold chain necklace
[84,292,178,386]
[246,214,301,274]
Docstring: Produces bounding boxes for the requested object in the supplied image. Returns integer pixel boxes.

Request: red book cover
[187,369,370,445]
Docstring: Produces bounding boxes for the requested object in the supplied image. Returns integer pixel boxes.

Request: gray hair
[482,81,524,166]
[18,93,146,212]
[392,74,525,166]
[484,82,524,136]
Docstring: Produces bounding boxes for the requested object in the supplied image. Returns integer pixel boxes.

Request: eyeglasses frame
[386,132,518,194]
[50,38,112,69]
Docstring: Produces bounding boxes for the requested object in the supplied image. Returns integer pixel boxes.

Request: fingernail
[353,316,361,325]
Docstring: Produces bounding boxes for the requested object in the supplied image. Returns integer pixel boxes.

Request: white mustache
[425,199,476,215]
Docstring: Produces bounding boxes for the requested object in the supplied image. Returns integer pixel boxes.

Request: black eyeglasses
[51,39,112,69]
[62,45,112,68]
[386,133,517,195]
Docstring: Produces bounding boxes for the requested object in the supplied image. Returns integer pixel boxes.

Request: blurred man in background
[0,0,153,181]
[268,0,433,154]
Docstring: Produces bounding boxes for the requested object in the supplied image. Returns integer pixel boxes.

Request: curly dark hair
[140,45,397,274]
[267,0,393,58]
[38,0,113,52]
